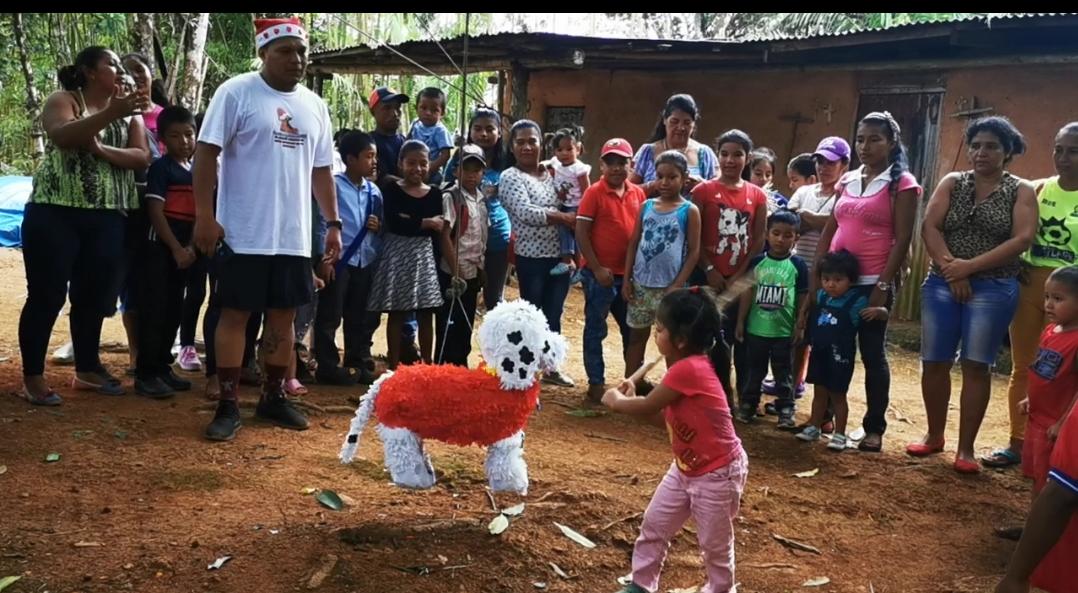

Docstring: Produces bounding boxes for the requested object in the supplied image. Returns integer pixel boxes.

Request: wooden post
[510,61,529,122]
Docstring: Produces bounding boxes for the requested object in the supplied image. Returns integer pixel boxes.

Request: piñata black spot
[543,341,551,354]
[501,357,515,373]
[507,331,523,345]
[519,346,535,365]
[518,367,528,380]
[347,434,357,443]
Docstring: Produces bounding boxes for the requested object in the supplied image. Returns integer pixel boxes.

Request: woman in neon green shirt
[985,122,1078,469]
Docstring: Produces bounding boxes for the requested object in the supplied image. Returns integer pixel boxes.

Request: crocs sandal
[22,387,62,406]
[980,448,1021,468]
[284,378,308,396]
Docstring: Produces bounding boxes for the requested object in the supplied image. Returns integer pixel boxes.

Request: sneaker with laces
[256,394,309,430]
[735,402,756,424]
[828,433,849,451]
[178,345,203,372]
[776,408,797,430]
[542,370,575,387]
[162,370,192,391]
[795,425,822,442]
[51,342,75,364]
[205,400,242,441]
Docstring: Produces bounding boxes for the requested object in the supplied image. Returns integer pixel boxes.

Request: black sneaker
[354,366,377,385]
[776,408,797,430]
[316,365,357,386]
[162,370,192,392]
[205,400,242,441]
[256,394,309,431]
[735,403,757,424]
[135,376,175,399]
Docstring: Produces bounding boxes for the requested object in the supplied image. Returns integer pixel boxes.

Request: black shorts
[213,253,313,312]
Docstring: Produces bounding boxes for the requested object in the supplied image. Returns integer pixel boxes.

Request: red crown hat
[254,17,307,50]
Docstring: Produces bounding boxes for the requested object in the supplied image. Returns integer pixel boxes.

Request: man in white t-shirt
[192,17,342,441]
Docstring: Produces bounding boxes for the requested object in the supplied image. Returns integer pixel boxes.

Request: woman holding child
[499,119,576,387]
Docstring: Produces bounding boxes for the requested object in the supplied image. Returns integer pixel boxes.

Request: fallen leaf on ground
[0,576,21,592]
[554,522,596,549]
[617,574,633,586]
[502,503,525,517]
[45,453,60,463]
[306,553,338,589]
[300,487,318,495]
[533,582,547,589]
[803,576,830,587]
[743,562,798,570]
[337,493,357,507]
[549,562,569,579]
[792,468,819,478]
[207,556,231,570]
[0,465,6,475]
[488,514,509,535]
[73,541,103,548]
[316,490,344,511]
[668,587,700,593]
[839,470,859,479]
[565,409,603,418]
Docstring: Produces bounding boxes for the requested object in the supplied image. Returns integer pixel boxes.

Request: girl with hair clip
[815,111,922,453]
[545,125,591,277]
[744,146,789,213]
[603,286,747,593]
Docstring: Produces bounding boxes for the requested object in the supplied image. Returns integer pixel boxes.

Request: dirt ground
[0,247,1035,593]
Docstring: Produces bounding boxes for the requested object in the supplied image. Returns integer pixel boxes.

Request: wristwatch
[326,219,343,230]
[876,281,891,291]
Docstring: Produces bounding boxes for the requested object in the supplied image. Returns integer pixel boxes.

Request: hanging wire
[415,15,464,77]
[327,13,486,108]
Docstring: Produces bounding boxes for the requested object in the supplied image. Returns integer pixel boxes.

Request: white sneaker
[178,345,203,372]
[51,342,75,364]
[828,433,848,451]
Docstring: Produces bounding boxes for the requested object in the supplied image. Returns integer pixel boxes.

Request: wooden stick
[626,358,660,387]
[601,512,642,531]
[484,488,498,512]
[772,533,821,555]
[584,432,628,444]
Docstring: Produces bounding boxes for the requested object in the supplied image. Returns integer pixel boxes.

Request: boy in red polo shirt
[576,139,647,404]
[996,405,1078,593]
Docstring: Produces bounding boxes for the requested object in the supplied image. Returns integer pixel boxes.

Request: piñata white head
[478,299,567,390]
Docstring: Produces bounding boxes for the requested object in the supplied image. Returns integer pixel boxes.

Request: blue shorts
[920,273,1018,365]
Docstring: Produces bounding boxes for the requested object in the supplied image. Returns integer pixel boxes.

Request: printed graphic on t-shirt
[1033,216,1076,263]
[666,418,700,472]
[274,107,306,149]
[641,216,681,263]
[755,283,788,312]
[716,206,749,266]
[1032,347,1065,381]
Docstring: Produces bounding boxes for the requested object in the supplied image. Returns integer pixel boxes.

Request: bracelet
[326,220,343,230]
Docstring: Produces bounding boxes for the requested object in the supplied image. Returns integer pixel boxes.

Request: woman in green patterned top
[19,46,151,405]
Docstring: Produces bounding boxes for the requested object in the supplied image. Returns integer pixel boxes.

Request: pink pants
[631,451,748,593]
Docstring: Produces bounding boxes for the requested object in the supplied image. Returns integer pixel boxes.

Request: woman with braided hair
[814,111,923,453]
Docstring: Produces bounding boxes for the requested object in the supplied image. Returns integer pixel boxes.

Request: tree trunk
[178,13,210,110]
[166,14,189,105]
[133,13,155,63]
[11,13,44,157]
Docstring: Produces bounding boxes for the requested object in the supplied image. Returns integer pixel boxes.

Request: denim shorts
[920,273,1019,365]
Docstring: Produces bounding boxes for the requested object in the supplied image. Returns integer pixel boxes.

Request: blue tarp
[0,176,32,248]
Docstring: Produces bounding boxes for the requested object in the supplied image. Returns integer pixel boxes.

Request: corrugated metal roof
[743,12,1074,42]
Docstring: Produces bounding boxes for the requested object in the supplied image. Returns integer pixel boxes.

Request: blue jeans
[516,256,570,333]
[558,205,578,258]
[921,273,1019,365]
[580,269,630,386]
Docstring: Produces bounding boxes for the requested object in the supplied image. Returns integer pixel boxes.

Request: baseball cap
[813,136,851,162]
[368,87,410,110]
[601,138,633,159]
[459,144,486,166]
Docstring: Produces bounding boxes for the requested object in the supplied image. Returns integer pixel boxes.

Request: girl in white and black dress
[367,140,445,369]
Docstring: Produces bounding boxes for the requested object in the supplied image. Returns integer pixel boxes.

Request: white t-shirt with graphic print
[199,72,334,256]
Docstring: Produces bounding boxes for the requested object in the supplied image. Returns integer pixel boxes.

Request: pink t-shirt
[661,354,743,476]
[830,169,922,284]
